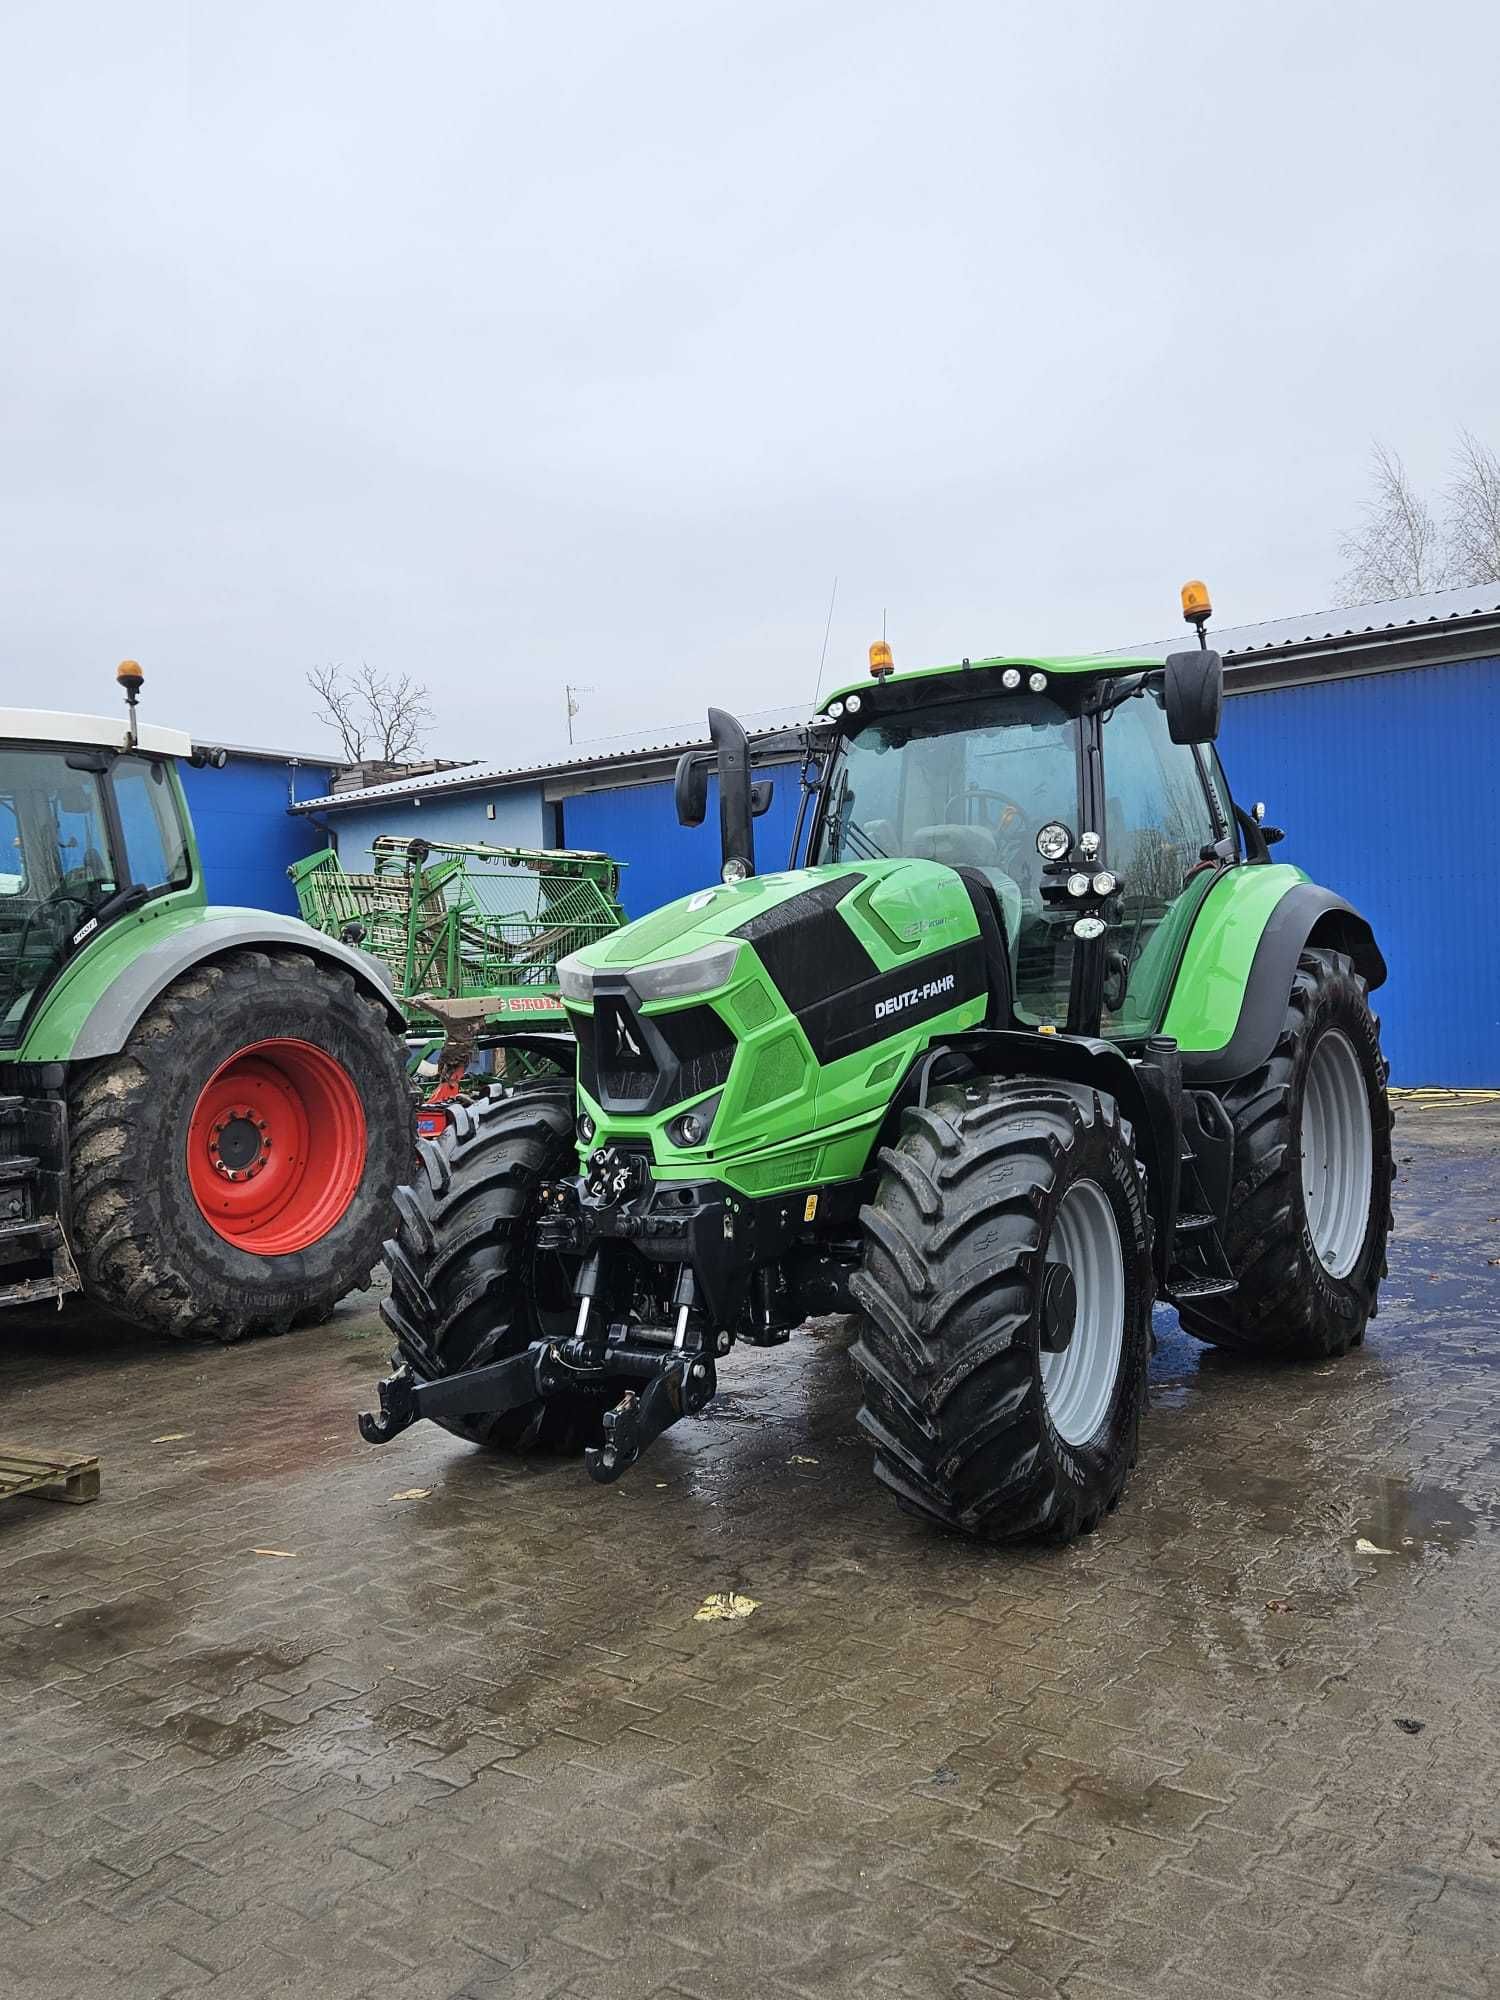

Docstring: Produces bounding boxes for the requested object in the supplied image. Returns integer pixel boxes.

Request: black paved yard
[1,1097,1497,2000]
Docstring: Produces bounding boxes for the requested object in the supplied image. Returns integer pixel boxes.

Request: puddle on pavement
[1191,1460,1481,1556]
[1350,1475,1479,1558]
[174,1641,313,1691]
[0,1593,176,1671]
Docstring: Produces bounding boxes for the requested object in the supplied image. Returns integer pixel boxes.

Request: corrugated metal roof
[1100,582,1500,662]
[290,702,811,813]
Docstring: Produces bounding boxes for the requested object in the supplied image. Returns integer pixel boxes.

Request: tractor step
[0,1155,41,1183]
[1167,1271,1238,1301]
[1175,1211,1216,1235]
[0,1273,76,1309]
[0,1216,61,1251]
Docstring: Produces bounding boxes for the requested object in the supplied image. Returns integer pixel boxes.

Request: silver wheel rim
[1040,1178,1125,1447]
[1301,1028,1373,1279]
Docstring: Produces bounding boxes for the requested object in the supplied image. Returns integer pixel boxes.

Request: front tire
[382,1083,604,1451]
[1177,948,1392,1359]
[68,949,411,1340]
[850,1078,1153,1544]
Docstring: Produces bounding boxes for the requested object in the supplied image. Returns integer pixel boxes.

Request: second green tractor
[362,585,1393,1544]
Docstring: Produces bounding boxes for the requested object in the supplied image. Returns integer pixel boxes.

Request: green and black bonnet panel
[728,871,987,1067]
[562,863,993,1189]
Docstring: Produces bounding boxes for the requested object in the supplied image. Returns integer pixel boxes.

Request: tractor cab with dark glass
[0,709,197,1048]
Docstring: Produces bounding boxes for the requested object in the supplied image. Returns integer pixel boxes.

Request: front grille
[656,1006,736,1100]
[574,993,737,1114]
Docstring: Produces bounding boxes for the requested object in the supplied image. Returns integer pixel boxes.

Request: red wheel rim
[186,1039,366,1254]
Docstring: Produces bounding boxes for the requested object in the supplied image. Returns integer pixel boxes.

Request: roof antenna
[811,575,838,703]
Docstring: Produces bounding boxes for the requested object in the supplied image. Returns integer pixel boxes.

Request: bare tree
[1445,428,1500,586]
[307,662,434,766]
[1337,441,1450,602]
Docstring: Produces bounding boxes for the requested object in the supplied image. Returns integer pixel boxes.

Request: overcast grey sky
[3,1,1496,764]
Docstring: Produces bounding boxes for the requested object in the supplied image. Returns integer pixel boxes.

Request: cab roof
[0,708,193,759]
[819,653,1160,714]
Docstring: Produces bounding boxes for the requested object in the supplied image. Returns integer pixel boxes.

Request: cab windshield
[813,684,1224,1037]
[0,747,191,1047]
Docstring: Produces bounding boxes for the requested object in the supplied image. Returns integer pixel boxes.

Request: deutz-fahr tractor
[0,665,410,1340]
[362,585,1393,1543]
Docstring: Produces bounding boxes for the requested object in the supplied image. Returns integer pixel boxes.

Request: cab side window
[0,799,22,895]
[113,758,192,891]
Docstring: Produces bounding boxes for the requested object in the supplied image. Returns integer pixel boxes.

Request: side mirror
[750,779,774,818]
[674,752,708,827]
[1163,648,1223,745]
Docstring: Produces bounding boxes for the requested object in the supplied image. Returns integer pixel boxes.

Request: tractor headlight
[1066,872,1091,898]
[1028,671,1048,693]
[1002,668,1022,690]
[557,952,596,1004]
[1036,821,1071,861]
[1091,870,1117,897]
[630,939,742,1004]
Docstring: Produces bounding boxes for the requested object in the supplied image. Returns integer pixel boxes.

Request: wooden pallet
[0,1447,100,1507]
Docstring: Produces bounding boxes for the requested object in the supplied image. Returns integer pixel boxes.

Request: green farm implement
[361,583,1393,1544]
[0,665,410,1339]
[290,838,627,1122]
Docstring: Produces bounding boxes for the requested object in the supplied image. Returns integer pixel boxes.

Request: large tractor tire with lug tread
[68,948,410,1341]
[382,1082,609,1452]
[1177,947,1392,1360]
[850,1077,1153,1545]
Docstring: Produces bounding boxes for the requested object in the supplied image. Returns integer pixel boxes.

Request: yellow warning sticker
[803,1194,819,1222]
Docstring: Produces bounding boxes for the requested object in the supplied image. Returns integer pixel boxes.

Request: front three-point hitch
[358,1331,719,1484]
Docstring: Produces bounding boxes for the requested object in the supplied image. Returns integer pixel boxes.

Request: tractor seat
[909,823,1000,868]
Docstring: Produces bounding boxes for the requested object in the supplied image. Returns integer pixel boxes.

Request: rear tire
[850,1078,1153,1544]
[69,950,410,1341]
[1178,948,1392,1359]
[382,1083,604,1451]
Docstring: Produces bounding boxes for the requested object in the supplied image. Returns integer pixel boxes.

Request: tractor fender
[882,1030,1179,1287]
[66,911,406,1061]
[1175,880,1386,1087]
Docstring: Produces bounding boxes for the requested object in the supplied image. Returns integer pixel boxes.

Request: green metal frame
[290,836,628,1031]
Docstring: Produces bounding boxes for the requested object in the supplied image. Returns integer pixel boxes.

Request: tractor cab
[807,633,1235,1044]
[0,704,198,1049]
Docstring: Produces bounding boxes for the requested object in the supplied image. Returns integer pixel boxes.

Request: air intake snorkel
[674,707,775,884]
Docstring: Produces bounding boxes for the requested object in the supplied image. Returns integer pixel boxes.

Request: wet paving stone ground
[1,1096,1497,2000]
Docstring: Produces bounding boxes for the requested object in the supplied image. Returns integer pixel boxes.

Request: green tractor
[0,665,411,1339]
[361,586,1393,1543]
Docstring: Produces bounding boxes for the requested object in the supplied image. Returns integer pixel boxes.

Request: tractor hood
[560,859,984,1002]
[557,860,993,1196]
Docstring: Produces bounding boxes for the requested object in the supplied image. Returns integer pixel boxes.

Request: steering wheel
[0,891,93,1017]
[944,788,1034,873]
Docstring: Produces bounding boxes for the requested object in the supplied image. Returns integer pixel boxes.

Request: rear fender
[33,911,404,1062]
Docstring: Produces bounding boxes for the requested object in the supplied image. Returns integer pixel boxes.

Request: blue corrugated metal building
[290,590,1500,1084]
[182,747,338,916]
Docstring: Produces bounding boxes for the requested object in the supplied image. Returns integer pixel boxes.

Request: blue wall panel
[326,785,547,870]
[1219,656,1499,1085]
[561,764,802,918]
[182,757,337,916]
